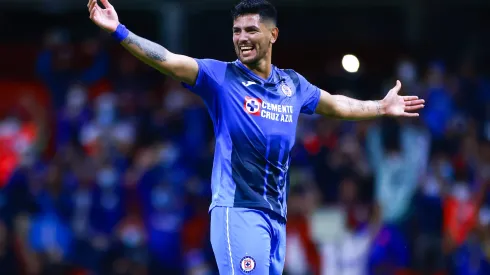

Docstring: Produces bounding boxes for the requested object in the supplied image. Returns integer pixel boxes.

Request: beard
[235,43,269,65]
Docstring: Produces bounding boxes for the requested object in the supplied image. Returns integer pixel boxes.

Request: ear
[270,27,279,44]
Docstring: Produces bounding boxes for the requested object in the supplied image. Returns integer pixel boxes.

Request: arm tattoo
[123,31,168,62]
[375,100,381,116]
[330,95,383,119]
[337,98,354,113]
[359,102,366,112]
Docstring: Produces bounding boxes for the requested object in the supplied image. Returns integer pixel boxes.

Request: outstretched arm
[315,80,425,120]
[119,31,198,84]
[87,0,198,85]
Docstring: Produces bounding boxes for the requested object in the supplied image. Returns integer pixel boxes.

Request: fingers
[403,112,420,117]
[403,96,418,101]
[89,3,96,18]
[405,99,425,106]
[88,0,102,20]
[402,95,425,116]
[90,6,100,21]
[100,0,113,9]
[405,104,424,111]
[88,0,98,14]
[87,0,97,11]
[405,97,425,111]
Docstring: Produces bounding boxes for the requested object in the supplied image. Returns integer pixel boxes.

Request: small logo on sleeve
[243,97,262,116]
[240,256,256,273]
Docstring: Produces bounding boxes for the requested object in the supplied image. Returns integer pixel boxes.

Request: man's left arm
[315,81,425,120]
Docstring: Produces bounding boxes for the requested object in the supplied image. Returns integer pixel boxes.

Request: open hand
[382,80,425,117]
[87,0,119,33]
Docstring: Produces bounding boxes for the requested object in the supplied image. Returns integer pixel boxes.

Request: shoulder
[194,59,234,82]
[276,67,317,94]
[276,67,306,87]
[276,67,299,79]
[195,58,231,69]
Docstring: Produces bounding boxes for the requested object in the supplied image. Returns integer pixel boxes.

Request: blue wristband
[111,24,129,43]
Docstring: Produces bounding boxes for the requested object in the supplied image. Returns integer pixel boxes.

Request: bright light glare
[342,54,360,73]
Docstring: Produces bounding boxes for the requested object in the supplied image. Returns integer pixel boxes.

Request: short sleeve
[181,59,227,104]
[294,71,321,115]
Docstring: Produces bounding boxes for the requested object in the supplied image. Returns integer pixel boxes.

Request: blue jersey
[183,59,320,219]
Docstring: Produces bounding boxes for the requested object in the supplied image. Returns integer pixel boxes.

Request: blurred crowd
[0,28,489,275]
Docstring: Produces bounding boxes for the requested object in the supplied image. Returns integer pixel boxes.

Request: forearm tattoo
[359,101,366,112]
[375,100,381,116]
[348,99,353,113]
[334,96,382,118]
[123,31,168,62]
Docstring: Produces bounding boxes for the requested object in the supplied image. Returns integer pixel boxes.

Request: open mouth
[240,45,255,55]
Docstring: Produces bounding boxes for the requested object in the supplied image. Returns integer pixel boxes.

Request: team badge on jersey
[243,97,262,116]
[280,83,293,97]
[240,256,256,273]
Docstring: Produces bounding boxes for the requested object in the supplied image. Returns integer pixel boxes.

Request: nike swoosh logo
[242,81,256,87]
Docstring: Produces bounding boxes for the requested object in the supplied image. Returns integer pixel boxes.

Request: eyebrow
[233,25,261,31]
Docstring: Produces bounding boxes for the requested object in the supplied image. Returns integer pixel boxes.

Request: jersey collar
[234,60,282,85]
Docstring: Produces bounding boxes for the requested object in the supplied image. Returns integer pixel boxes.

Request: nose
[237,32,249,44]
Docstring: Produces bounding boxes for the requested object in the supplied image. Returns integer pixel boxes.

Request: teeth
[241,47,253,50]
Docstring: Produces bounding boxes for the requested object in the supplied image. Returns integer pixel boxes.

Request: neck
[242,51,272,80]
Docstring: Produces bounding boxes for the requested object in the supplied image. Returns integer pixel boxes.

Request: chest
[220,77,302,134]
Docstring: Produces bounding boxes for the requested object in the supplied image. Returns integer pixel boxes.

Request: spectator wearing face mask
[366,116,430,271]
[91,162,125,235]
[442,166,490,274]
[130,143,185,274]
[412,146,451,275]
[56,84,91,149]
[68,159,96,269]
[69,161,126,273]
[28,163,74,272]
[142,179,184,274]
[108,209,148,275]
[367,116,429,224]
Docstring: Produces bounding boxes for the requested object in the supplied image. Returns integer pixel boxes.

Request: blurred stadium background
[0,0,489,274]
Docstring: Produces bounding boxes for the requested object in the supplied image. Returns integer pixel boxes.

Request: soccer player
[88,0,425,274]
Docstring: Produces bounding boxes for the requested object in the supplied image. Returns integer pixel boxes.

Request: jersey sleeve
[181,58,227,104]
[292,71,321,115]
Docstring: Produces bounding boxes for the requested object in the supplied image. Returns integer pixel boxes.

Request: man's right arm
[120,31,198,86]
[88,0,198,86]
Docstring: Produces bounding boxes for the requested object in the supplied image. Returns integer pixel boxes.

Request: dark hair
[231,0,277,25]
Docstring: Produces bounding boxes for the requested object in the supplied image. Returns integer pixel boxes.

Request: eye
[244,27,260,34]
